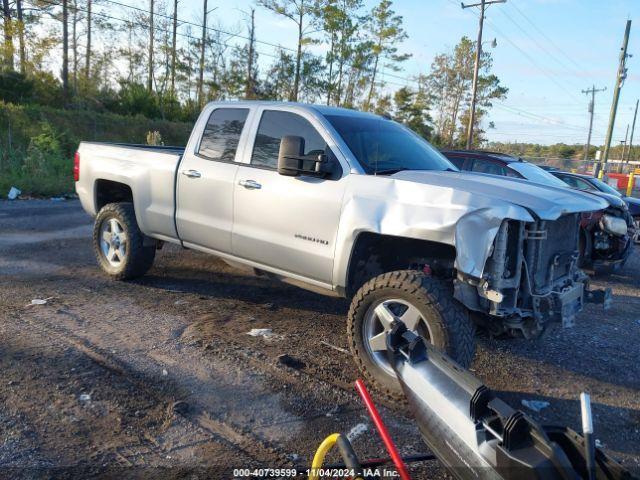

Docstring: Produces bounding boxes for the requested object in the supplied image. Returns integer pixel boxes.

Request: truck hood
[391,170,608,220]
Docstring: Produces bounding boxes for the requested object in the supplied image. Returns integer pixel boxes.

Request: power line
[495,6,585,90]
[509,0,585,73]
[492,103,587,131]
[455,0,583,104]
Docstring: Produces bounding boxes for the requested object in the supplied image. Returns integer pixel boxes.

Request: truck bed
[76,141,185,242]
[81,142,185,155]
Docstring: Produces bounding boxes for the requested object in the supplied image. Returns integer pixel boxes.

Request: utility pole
[462,0,506,150]
[621,124,629,163]
[581,85,607,161]
[627,99,638,163]
[600,20,632,173]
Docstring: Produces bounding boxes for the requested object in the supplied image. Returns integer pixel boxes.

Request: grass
[0,101,191,197]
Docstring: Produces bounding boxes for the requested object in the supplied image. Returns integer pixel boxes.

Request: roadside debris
[28,297,53,306]
[162,369,168,376]
[320,340,349,355]
[7,186,21,200]
[247,328,275,339]
[170,400,189,415]
[277,354,305,370]
[346,423,368,441]
[79,393,91,401]
[521,399,550,413]
[50,197,65,202]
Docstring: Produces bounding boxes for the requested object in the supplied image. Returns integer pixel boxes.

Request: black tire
[347,270,475,400]
[93,202,155,280]
[633,216,640,244]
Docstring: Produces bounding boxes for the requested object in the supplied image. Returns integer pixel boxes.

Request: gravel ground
[0,199,639,479]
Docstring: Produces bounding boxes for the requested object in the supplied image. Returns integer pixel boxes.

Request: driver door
[232,109,347,286]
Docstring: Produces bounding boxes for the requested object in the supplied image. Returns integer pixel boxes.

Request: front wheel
[633,217,640,244]
[93,202,156,280]
[347,270,475,400]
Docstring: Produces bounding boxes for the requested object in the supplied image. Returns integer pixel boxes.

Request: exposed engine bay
[454,214,611,338]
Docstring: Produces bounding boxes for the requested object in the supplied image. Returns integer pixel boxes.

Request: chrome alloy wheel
[363,298,433,376]
[99,217,128,267]
[634,218,640,244]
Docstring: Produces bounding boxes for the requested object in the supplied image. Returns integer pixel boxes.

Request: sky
[120,0,640,146]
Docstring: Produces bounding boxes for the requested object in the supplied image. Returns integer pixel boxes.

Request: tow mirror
[277,136,305,177]
[277,136,334,178]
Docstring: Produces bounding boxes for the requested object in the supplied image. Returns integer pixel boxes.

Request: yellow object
[310,433,341,480]
[627,172,635,197]
[571,168,577,173]
[598,169,604,179]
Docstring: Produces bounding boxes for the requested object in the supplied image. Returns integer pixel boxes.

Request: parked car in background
[441,150,633,272]
[550,171,640,243]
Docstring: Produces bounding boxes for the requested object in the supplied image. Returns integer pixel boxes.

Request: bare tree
[245,8,255,99]
[257,0,317,102]
[62,0,69,101]
[2,0,14,70]
[197,0,208,106]
[148,0,154,92]
[170,0,177,93]
[85,0,91,78]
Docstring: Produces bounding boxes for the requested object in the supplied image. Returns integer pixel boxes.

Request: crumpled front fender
[455,206,534,279]
[333,175,536,291]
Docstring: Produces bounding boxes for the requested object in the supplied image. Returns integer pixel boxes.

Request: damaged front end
[454,214,612,338]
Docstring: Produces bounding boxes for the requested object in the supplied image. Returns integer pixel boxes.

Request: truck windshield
[324,114,456,174]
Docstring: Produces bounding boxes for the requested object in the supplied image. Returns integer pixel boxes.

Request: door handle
[182,169,201,178]
[238,179,262,190]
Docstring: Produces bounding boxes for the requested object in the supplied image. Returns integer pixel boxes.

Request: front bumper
[591,233,633,272]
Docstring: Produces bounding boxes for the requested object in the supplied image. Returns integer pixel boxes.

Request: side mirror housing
[277,136,335,178]
[277,136,305,177]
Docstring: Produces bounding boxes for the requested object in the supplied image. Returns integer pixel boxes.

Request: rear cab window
[198,108,249,162]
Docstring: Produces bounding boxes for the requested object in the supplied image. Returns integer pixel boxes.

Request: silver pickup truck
[76,101,610,398]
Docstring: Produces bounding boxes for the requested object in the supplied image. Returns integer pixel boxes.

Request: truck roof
[205,100,382,119]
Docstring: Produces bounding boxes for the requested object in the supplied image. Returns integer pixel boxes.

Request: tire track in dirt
[14,310,297,470]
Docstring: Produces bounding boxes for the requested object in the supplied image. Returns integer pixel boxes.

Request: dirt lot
[1,199,639,479]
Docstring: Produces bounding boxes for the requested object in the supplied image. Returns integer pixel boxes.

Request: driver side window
[251,111,327,169]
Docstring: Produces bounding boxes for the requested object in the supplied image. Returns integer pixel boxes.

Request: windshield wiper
[374,168,411,175]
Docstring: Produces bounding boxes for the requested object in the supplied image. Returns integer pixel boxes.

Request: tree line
[0,0,508,147]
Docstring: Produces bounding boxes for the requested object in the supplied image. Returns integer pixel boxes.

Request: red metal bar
[354,379,411,480]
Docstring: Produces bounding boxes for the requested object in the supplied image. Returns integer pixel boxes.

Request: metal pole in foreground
[580,393,596,480]
[462,0,505,150]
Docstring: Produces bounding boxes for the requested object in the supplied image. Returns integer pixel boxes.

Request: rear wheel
[347,270,475,400]
[93,202,155,280]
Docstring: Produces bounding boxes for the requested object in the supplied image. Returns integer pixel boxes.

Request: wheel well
[95,180,133,211]
[346,232,456,297]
